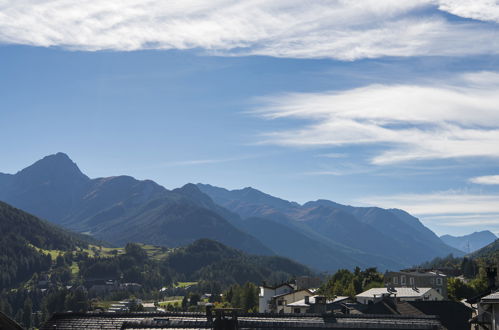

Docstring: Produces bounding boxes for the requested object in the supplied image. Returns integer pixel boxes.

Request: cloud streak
[357,191,499,227]
[470,175,499,185]
[254,71,499,164]
[0,1,498,59]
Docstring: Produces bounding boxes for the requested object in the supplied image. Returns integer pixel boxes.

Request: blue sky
[1,0,499,236]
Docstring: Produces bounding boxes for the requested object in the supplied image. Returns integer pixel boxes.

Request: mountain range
[440,231,498,253]
[0,152,463,271]
[0,200,311,290]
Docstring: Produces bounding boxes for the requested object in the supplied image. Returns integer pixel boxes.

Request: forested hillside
[0,201,90,288]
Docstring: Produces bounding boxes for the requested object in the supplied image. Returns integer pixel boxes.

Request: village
[33,267,496,330]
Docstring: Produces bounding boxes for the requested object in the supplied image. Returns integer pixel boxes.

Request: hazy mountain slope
[197,184,300,220]
[172,183,243,225]
[441,231,497,253]
[198,183,463,268]
[239,217,402,271]
[0,173,13,191]
[346,206,463,261]
[0,153,91,222]
[91,196,273,255]
[0,153,273,256]
[61,175,168,230]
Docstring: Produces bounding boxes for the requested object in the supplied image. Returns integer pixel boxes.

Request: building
[258,282,295,312]
[385,270,448,298]
[41,311,445,329]
[471,291,499,329]
[355,287,443,304]
[348,296,472,330]
[286,295,349,314]
[271,289,315,313]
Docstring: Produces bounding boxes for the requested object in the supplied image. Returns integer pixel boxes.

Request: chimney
[304,296,310,304]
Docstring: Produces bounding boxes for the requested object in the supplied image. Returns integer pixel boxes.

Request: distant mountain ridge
[197,183,464,270]
[0,153,271,256]
[0,153,463,272]
[441,231,497,253]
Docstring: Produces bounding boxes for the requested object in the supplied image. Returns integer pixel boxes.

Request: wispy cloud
[254,71,499,164]
[421,214,499,227]
[132,155,257,170]
[0,1,498,59]
[470,175,499,185]
[316,153,347,159]
[358,191,499,220]
[438,0,499,23]
[357,191,499,229]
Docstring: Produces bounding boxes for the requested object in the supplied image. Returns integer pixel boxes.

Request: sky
[1,0,499,236]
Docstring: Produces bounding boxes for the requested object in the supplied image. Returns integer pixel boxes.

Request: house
[85,278,119,296]
[471,291,499,329]
[258,283,295,312]
[286,295,349,314]
[350,296,472,330]
[355,287,443,304]
[385,270,448,298]
[142,302,157,312]
[270,289,315,313]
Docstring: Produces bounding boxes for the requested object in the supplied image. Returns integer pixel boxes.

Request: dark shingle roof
[41,311,444,329]
[408,301,472,330]
[0,311,23,330]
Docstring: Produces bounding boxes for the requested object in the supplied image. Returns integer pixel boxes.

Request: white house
[259,283,295,313]
[355,287,443,304]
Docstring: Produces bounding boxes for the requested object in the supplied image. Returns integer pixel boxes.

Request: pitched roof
[356,287,436,298]
[0,311,23,330]
[481,291,499,302]
[287,295,349,307]
[41,311,444,329]
[408,301,472,330]
[261,282,294,290]
[272,288,314,299]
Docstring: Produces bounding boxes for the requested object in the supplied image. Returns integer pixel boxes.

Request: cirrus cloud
[470,175,499,185]
[0,1,498,60]
[254,71,499,164]
[357,191,499,233]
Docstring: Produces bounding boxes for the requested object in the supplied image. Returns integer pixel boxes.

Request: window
[409,277,414,285]
[393,277,398,284]
[436,288,441,294]
[294,308,301,314]
[401,275,406,285]
[436,278,443,286]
